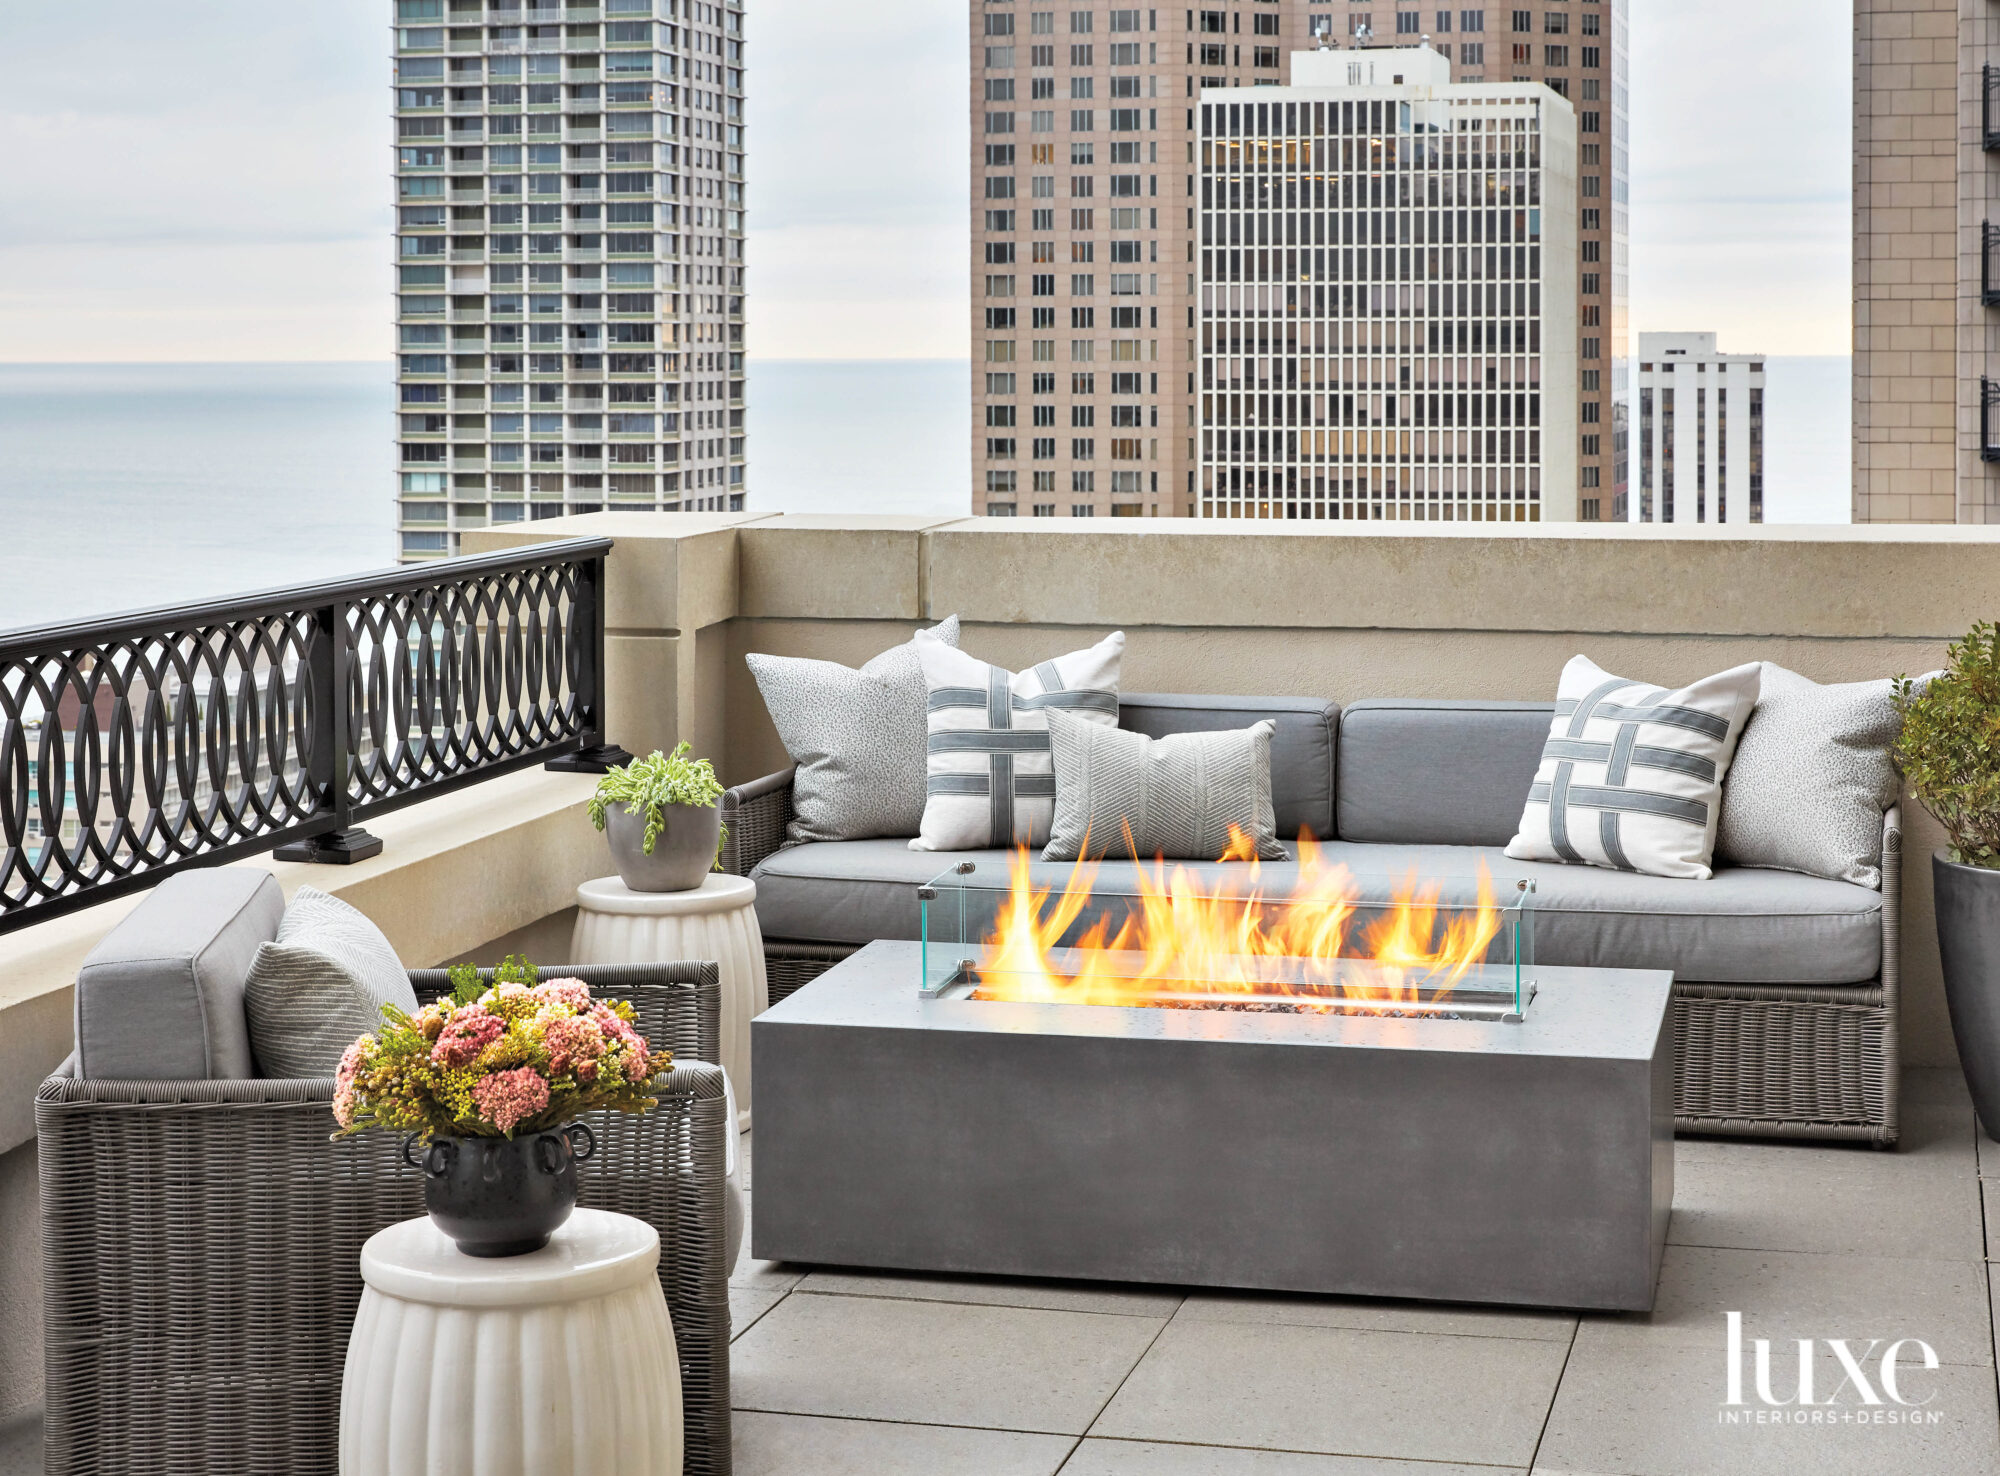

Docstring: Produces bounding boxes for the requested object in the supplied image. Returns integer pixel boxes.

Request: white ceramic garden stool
[571,872,766,1127]
[339,1208,681,1476]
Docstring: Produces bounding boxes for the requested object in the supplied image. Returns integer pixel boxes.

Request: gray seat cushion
[752,838,1882,986]
[74,868,286,1080]
[1120,693,1338,840]
[1338,699,1553,846]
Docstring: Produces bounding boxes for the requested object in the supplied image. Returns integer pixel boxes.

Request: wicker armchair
[37,960,732,1476]
[722,765,1904,1147]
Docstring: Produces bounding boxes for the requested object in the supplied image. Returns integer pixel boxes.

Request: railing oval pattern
[0,538,615,933]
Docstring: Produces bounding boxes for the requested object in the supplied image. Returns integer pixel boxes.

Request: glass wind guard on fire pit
[917,857,1537,1022]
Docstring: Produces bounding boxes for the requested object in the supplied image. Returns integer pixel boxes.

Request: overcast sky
[0,0,1849,363]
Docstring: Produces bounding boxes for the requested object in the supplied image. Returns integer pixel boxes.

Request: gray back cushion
[1337,699,1553,846]
[74,869,285,1080]
[1119,693,1338,840]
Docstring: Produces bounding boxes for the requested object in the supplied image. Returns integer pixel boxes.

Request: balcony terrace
[3,517,2000,1473]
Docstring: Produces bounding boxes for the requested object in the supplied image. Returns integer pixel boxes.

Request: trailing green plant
[586,741,727,863]
[1894,621,2000,868]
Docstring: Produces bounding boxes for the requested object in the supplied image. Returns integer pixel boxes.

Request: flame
[972,828,1503,1012]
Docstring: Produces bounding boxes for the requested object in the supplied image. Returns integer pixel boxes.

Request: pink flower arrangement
[542,1014,606,1080]
[329,957,666,1143]
[431,1006,503,1069]
[531,978,595,1012]
[472,1066,552,1134]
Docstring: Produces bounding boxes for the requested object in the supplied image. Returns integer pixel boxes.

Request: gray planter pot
[1933,850,2000,1137]
[603,799,721,893]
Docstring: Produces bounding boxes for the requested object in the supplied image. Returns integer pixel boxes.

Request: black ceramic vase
[404,1123,596,1257]
[1933,852,2000,1138]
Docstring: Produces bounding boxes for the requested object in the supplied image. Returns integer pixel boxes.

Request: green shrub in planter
[1894,622,2000,867]
[1896,621,2000,1137]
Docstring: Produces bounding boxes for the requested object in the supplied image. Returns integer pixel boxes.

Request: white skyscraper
[392,0,747,561]
[1195,44,1579,523]
[1633,333,1763,523]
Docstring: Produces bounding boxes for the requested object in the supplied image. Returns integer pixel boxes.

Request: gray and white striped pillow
[243,887,420,1078]
[910,631,1124,852]
[1505,655,1762,881]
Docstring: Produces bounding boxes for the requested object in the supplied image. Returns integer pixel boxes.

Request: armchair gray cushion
[73,868,285,1080]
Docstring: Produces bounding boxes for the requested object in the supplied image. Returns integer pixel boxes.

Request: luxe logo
[1720,1312,1945,1427]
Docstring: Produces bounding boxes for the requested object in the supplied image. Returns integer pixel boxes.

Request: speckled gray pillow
[747,617,961,844]
[1716,663,1920,888]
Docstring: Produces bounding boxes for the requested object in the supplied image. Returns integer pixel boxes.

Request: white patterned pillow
[746,617,960,843]
[1043,711,1288,862]
[1716,663,1925,887]
[910,631,1125,852]
[1505,655,1762,881]
[243,887,420,1078]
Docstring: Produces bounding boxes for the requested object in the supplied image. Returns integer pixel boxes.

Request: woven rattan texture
[40,961,731,1475]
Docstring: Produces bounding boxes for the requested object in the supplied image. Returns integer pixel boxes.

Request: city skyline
[0,0,1845,365]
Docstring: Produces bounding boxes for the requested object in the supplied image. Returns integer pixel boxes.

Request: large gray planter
[603,800,721,892]
[1933,851,2000,1137]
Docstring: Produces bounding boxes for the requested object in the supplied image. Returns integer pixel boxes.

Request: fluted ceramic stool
[571,872,766,1127]
[340,1208,681,1476]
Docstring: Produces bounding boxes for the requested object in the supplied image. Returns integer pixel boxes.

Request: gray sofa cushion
[1337,699,1552,847]
[74,869,286,1080]
[751,838,1882,986]
[1119,693,1338,840]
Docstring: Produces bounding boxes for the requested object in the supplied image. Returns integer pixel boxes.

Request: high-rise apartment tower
[969,1,1625,520]
[1197,44,1578,521]
[1634,332,1763,524]
[393,0,747,561]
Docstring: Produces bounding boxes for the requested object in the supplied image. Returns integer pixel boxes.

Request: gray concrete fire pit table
[753,939,1673,1311]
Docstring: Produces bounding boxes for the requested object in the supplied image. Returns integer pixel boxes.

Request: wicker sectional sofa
[723,692,1901,1148]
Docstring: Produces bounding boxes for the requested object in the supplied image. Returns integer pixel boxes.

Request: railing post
[274,600,384,864]
[546,546,633,775]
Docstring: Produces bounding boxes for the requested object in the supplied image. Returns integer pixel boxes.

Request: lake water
[0,357,1849,630]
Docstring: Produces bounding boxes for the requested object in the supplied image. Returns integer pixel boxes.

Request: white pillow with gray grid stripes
[1505,655,1762,881]
[910,631,1125,852]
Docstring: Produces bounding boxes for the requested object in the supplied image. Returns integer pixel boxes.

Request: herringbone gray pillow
[1043,710,1288,862]
[243,887,419,1078]
[747,617,961,844]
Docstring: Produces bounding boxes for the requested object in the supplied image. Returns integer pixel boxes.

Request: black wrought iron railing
[0,536,627,933]
[1983,379,2000,464]
[1987,65,2000,151]
[1985,222,2000,308]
